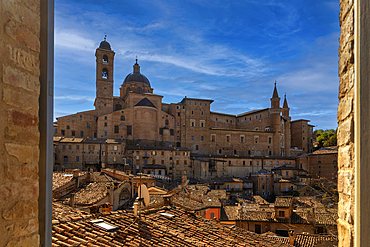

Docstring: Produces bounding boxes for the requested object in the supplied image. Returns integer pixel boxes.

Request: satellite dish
[138,184,150,207]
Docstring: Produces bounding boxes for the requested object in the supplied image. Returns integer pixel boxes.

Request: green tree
[316,129,337,148]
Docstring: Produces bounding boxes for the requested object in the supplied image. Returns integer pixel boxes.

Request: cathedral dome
[99,38,111,50]
[123,59,151,86]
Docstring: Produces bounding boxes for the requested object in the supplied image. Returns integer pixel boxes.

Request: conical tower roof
[283,94,289,108]
[272,82,279,98]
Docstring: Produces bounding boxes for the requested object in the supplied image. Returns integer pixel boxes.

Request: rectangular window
[114,125,119,133]
[104,131,107,136]
[201,136,203,141]
[87,123,91,128]
[200,122,204,127]
[69,145,71,149]
[211,135,215,142]
[80,131,83,137]
[177,122,179,126]
[62,145,66,150]
[104,122,107,127]
[240,135,244,143]
[76,156,79,162]
[61,130,65,136]
[170,129,174,136]
[71,130,75,136]
[201,111,203,115]
[80,115,82,118]
[279,211,285,217]
[191,136,194,140]
[226,135,230,142]
[159,128,163,135]
[114,146,117,151]
[67,125,70,129]
[127,126,132,135]
[76,145,79,150]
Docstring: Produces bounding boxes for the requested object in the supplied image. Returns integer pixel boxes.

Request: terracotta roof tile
[52,204,293,246]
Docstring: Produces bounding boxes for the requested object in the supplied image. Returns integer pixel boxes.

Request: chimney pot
[289,229,295,245]
[134,202,139,217]
[70,193,75,208]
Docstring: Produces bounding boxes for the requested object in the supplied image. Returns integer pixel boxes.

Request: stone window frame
[226,134,230,142]
[211,134,216,142]
[240,135,245,143]
[190,119,195,127]
[35,1,370,245]
[200,120,205,127]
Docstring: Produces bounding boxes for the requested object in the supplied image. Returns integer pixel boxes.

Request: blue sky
[54,0,340,130]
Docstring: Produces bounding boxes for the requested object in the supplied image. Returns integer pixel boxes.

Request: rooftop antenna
[275,79,277,86]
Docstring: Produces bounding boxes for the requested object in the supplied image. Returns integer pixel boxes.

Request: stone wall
[0,0,41,246]
[337,0,355,246]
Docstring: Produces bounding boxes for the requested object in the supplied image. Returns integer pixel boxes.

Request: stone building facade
[54,40,315,160]
[296,146,338,182]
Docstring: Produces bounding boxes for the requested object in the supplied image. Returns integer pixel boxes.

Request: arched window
[115,104,122,111]
[121,115,125,121]
[63,156,68,164]
[102,68,108,79]
[165,119,169,125]
[137,87,142,92]
[103,55,108,63]
[126,88,131,94]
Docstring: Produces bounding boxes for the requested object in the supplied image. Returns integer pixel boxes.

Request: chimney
[108,186,114,207]
[199,195,202,202]
[133,202,139,217]
[288,230,295,245]
[70,193,75,208]
[73,170,79,178]
[218,194,221,200]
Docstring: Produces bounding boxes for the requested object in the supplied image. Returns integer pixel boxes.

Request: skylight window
[90,219,119,231]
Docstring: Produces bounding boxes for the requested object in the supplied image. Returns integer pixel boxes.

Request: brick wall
[337,0,355,246]
[0,0,41,245]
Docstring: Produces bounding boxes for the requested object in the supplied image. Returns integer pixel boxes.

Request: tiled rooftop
[53,172,84,190]
[275,197,293,207]
[223,206,337,226]
[312,146,338,155]
[52,204,292,247]
[63,182,114,205]
[271,233,338,247]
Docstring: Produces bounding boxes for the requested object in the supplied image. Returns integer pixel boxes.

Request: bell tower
[269,82,282,156]
[94,36,115,116]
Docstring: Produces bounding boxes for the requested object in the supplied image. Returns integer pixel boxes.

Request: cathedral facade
[54,39,315,175]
